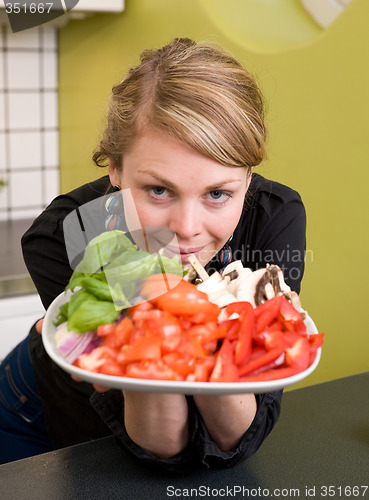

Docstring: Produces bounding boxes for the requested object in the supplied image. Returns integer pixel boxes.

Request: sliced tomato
[189,356,216,382]
[131,309,182,354]
[186,310,220,323]
[75,346,117,372]
[153,279,221,317]
[99,358,126,377]
[101,317,133,349]
[177,333,206,358]
[97,323,116,337]
[117,335,161,365]
[140,273,183,301]
[162,352,195,379]
[114,317,134,344]
[201,339,219,354]
[125,360,181,380]
[186,322,226,343]
[127,301,154,316]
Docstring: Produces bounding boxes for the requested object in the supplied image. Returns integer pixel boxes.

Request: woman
[0,38,306,470]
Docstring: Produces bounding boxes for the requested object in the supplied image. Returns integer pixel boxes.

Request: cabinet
[0,0,125,26]
[0,1,125,14]
[0,294,45,361]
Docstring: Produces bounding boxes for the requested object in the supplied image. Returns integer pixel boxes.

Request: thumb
[35,318,44,335]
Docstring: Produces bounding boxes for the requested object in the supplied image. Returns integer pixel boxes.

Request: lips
[165,245,205,255]
[161,244,206,264]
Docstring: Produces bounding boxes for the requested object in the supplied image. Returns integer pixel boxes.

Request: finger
[93,384,110,392]
[71,374,83,383]
[35,318,44,335]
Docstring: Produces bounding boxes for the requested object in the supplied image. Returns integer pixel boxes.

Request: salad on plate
[42,230,324,393]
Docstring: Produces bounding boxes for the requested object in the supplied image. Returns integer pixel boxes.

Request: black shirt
[22,173,306,471]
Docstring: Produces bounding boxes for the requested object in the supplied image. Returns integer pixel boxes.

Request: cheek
[135,203,165,227]
[210,202,244,240]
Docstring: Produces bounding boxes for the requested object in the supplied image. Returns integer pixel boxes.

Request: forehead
[122,129,247,189]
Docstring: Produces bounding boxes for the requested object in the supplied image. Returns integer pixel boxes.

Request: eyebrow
[137,169,242,191]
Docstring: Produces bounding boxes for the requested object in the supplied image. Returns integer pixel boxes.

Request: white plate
[42,291,322,394]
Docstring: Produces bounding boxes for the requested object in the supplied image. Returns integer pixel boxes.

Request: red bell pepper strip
[238,346,285,377]
[240,365,301,382]
[279,298,306,334]
[285,337,310,371]
[224,319,241,342]
[308,332,324,351]
[210,339,239,382]
[264,331,288,351]
[254,295,283,333]
[308,332,324,365]
[225,301,254,317]
[234,302,255,366]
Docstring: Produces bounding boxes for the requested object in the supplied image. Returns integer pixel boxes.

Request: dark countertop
[1,372,368,500]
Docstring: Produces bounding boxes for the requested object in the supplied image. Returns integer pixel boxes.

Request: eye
[207,190,231,204]
[145,185,172,200]
[151,186,166,196]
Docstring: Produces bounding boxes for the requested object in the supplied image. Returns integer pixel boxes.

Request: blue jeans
[0,331,53,464]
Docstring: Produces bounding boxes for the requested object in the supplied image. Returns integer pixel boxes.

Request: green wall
[59,0,369,388]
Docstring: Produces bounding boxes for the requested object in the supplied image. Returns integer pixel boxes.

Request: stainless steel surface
[0,219,36,298]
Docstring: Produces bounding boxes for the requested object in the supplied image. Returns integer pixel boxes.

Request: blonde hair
[93,38,267,172]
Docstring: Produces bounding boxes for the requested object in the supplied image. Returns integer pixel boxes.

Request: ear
[108,159,120,189]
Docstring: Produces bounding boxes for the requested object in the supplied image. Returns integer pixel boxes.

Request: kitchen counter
[0,219,36,298]
[1,372,368,500]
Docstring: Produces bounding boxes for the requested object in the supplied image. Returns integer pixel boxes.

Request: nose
[168,201,202,240]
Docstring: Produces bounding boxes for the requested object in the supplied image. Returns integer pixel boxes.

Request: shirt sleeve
[90,389,282,472]
[21,198,75,309]
[21,176,111,309]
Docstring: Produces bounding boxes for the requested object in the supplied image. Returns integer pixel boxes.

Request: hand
[36,317,109,392]
[35,318,44,334]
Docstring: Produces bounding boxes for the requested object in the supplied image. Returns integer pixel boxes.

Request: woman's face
[109,128,250,268]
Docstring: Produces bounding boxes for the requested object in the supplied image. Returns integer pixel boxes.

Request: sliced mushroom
[196,271,227,295]
[236,268,268,307]
[221,260,244,279]
[187,254,209,282]
[187,254,304,318]
[227,267,252,296]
